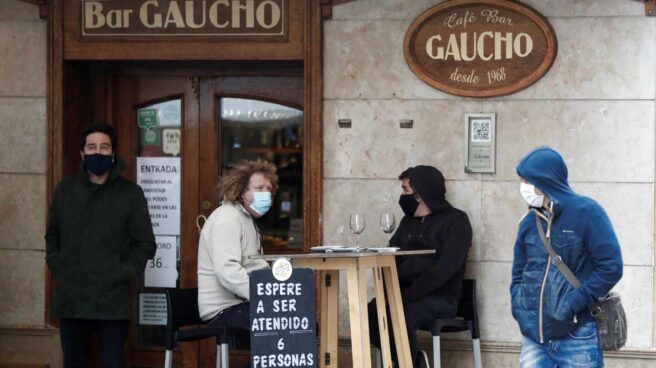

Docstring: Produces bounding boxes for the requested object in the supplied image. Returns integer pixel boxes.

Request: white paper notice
[137,157,181,236]
[144,236,178,288]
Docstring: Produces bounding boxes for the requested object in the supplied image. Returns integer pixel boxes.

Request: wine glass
[349,213,365,249]
[380,212,396,243]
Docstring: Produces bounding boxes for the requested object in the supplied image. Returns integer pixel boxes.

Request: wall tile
[0,21,46,96]
[483,100,654,183]
[0,0,41,21]
[613,266,653,349]
[0,174,46,251]
[572,183,653,267]
[324,99,483,180]
[510,18,656,100]
[481,181,528,262]
[0,97,46,173]
[331,0,645,20]
[0,249,45,325]
[478,261,521,343]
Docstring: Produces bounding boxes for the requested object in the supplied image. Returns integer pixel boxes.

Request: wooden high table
[251,249,434,368]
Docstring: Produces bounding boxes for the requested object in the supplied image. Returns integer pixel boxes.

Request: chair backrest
[165,288,204,349]
[457,279,480,339]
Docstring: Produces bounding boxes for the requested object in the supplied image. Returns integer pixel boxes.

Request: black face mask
[399,194,419,217]
[84,154,114,176]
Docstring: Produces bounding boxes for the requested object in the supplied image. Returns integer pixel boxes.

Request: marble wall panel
[478,261,521,343]
[324,100,482,180]
[572,183,654,267]
[0,0,41,21]
[0,21,46,97]
[323,179,483,260]
[612,266,653,349]
[510,17,656,100]
[483,100,654,183]
[331,0,645,20]
[0,174,46,251]
[0,97,46,173]
[0,249,45,325]
[481,181,530,262]
[325,17,655,100]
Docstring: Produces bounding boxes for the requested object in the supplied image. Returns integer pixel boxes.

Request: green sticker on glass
[138,109,158,129]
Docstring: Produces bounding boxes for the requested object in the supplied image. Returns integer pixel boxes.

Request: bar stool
[425,279,482,368]
[164,288,233,368]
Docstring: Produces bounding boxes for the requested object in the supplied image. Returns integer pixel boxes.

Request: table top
[249,249,434,261]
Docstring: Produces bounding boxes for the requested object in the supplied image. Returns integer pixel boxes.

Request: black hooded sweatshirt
[391,165,473,305]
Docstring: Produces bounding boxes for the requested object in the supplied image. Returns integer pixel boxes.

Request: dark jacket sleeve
[119,186,156,281]
[510,218,528,310]
[564,205,623,316]
[45,182,62,273]
[402,213,473,303]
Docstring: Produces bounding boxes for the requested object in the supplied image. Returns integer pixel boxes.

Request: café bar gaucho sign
[81,0,287,40]
[404,0,557,97]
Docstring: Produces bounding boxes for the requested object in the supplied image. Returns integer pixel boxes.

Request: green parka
[45,158,156,319]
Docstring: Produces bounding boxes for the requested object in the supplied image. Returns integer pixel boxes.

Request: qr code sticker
[471,119,491,142]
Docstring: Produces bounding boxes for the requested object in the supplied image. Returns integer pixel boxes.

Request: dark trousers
[208,302,251,349]
[60,319,128,368]
[368,293,458,365]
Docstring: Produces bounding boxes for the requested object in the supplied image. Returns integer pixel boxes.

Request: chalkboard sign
[250,268,317,368]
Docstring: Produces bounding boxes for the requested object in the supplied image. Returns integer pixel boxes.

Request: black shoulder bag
[533,210,627,351]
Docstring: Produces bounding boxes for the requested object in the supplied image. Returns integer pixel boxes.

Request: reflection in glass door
[219,98,303,253]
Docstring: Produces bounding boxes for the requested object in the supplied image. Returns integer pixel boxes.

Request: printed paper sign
[139,293,167,326]
[162,128,181,156]
[137,157,181,236]
[144,236,178,288]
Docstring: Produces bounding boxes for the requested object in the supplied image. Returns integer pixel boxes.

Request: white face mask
[520,182,544,208]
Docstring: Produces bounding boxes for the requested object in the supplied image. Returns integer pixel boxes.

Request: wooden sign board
[250,268,317,368]
[404,0,557,97]
[80,0,288,41]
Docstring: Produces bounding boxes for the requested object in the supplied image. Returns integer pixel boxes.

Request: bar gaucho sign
[404,0,557,97]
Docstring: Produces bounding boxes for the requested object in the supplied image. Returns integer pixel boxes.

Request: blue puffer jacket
[510,147,623,344]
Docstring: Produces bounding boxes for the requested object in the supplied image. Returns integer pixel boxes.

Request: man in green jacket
[45,124,156,368]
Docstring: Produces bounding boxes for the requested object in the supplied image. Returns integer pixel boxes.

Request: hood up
[516,146,574,203]
[401,165,450,212]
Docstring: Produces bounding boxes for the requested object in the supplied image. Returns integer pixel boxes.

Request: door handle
[196,215,207,234]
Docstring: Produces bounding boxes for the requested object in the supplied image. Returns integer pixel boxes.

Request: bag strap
[533,209,581,289]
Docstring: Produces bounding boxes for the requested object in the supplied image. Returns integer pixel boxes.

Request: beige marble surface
[324,17,655,100]
[0,98,46,173]
[0,174,45,251]
[0,249,45,325]
[480,181,528,262]
[0,21,46,96]
[331,0,646,19]
[0,0,41,21]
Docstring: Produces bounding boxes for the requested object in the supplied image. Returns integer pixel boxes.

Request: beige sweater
[197,202,269,321]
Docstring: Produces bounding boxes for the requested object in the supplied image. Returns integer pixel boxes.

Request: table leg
[373,267,393,368]
[345,260,373,367]
[319,270,339,367]
[382,261,412,368]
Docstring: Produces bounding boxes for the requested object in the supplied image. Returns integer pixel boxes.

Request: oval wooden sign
[404,0,557,98]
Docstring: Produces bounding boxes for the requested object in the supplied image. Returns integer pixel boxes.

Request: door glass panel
[219,98,303,253]
[135,99,182,346]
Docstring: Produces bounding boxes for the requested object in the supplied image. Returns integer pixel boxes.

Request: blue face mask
[84,153,114,176]
[249,192,272,215]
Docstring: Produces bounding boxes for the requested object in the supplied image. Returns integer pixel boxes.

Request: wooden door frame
[44,0,326,330]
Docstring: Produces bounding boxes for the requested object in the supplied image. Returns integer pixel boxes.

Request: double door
[112,73,305,367]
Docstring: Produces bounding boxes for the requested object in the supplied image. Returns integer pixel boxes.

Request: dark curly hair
[218,159,279,203]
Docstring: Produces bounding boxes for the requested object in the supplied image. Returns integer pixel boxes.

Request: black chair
[424,279,482,368]
[164,288,233,368]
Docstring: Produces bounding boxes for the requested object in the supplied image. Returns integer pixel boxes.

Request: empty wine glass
[380,212,396,243]
[349,213,365,249]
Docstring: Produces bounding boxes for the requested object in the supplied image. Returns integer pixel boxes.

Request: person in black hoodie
[368,165,473,367]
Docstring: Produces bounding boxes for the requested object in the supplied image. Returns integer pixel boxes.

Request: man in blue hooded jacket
[511,147,623,367]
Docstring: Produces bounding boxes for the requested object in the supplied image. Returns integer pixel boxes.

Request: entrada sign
[81,0,287,40]
[404,0,557,97]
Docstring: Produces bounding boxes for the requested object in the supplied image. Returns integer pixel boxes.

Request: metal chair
[164,288,232,368]
[424,279,482,368]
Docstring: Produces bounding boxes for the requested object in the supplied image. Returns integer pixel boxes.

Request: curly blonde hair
[218,159,279,203]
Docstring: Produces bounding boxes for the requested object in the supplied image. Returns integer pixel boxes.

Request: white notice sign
[139,293,167,326]
[137,157,181,235]
[145,236,178,288]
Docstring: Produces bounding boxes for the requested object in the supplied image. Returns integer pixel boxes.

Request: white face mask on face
[520,182,545,208]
